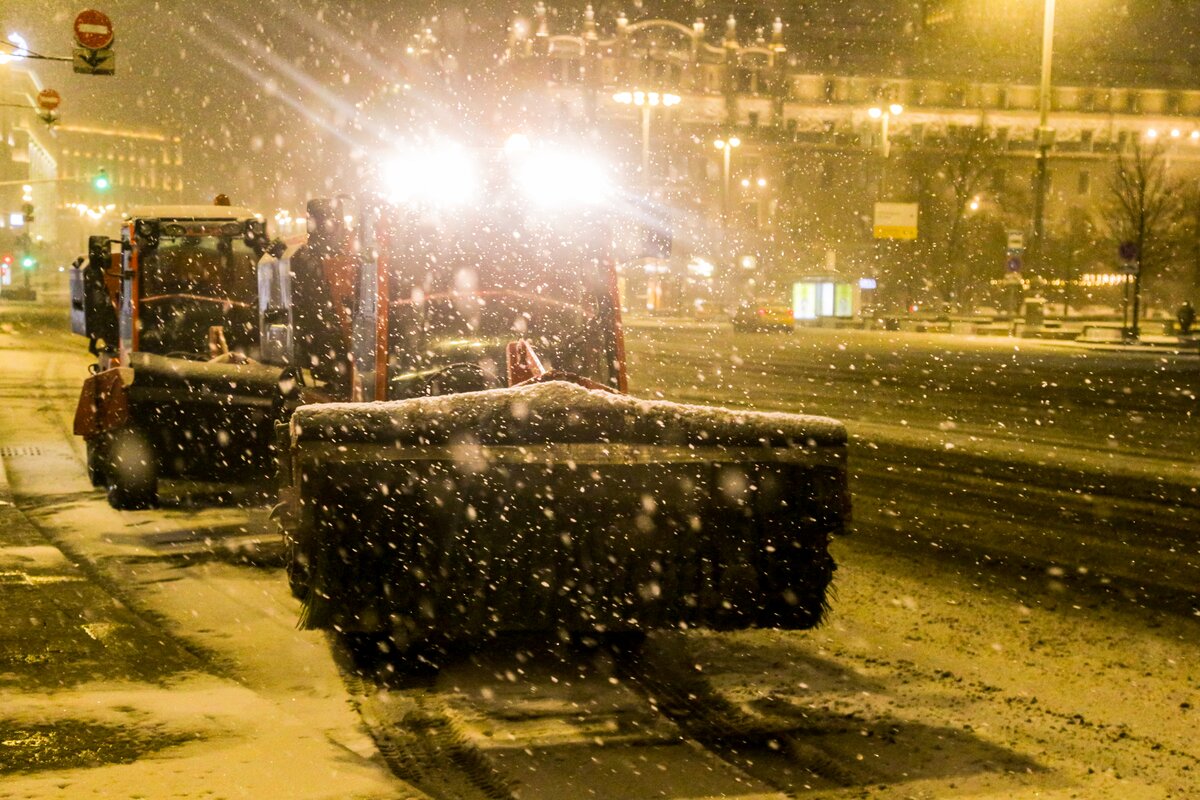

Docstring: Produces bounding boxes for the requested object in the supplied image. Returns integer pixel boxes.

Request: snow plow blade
[282,381,849,647]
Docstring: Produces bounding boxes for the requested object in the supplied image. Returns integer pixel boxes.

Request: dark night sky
[4,1,1200,211]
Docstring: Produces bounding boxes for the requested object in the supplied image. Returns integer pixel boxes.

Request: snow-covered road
[0,307,1196,798]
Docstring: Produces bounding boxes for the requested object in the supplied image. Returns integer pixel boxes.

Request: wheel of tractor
[105,427,159,510]
[85,438,107,487]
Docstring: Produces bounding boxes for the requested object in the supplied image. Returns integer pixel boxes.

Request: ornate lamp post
[612,90,680,181]
[713,135,741,227]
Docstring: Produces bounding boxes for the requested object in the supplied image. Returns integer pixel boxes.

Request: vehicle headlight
[515,150,614,210]
[378,142,480,209]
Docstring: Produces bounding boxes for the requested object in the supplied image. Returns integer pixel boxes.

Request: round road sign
[37,89,61,111]
[74,9,114,50]
[1006,255,1023,273]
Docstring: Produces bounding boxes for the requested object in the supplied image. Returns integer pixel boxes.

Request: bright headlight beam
[516,151,613,209]
[379,142,479,209]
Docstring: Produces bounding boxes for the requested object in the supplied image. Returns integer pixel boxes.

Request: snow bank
[292,380,846,449]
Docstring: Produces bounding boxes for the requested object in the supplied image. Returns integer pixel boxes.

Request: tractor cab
[120,206,270,362]
[71,204,273,367]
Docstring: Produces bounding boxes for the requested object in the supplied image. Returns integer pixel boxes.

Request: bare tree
[912,124,999,308]
[1104,140,1179,333]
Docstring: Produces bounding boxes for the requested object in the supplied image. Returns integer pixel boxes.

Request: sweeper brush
[280,380,848,652]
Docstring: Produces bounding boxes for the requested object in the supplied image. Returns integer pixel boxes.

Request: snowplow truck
[280,175,849,655]
[70,203,300,509]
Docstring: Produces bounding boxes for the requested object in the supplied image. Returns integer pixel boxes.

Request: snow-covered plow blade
[283,381,849,647]
[75,352,300,507]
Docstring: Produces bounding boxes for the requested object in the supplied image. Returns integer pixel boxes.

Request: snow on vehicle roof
[125,205,260,221]
[291,380,847,449]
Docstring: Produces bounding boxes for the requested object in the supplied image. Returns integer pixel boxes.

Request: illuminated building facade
[53,124,184,251]
[509,6,1200,311]
[0,62,183,263]
[0,62,57,262]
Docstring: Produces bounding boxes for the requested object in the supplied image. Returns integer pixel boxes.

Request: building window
[1077,170,1090,195]
[706,66,721,93]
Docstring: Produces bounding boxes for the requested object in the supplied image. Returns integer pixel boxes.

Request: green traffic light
[21,256,36,269]
[93,169,110,191]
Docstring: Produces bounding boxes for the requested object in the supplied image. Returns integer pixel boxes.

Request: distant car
[732,300,794,332]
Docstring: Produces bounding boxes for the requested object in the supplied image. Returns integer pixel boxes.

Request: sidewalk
[0,443,416,797]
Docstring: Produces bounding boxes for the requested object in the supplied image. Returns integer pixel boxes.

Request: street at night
[1,305,1196,798]
[3,1,1200,797]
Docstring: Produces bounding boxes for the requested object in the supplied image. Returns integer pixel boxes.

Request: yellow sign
[873,202,918,240]
[73,47,116,76]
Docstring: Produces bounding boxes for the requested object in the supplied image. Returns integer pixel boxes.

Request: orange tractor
[276,144,850,658]
[70,203,299,508]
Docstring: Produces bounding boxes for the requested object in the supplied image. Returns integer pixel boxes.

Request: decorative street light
[612,90,681,180]
[868,103,902,198]
[867,103,903,159]
[713,135,741,227]
[740,176,770,228]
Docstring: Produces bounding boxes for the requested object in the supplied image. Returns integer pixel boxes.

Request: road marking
[82,622,121,642]
[0,570,87,585]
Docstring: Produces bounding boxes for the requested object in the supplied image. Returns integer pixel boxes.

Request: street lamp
[867,103,903,158]
[740,176,770,228]
[0,33,30,65]
[713,135,741,226]
[1032,0,1057,281]
[868,103,902,199]
[612,90,680,181]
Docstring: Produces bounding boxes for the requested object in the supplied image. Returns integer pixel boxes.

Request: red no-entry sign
[37,89,61,111]
[74,9,114,50]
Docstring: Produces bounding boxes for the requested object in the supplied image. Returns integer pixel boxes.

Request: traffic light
[93,168,110,191]
[20,255,36,269]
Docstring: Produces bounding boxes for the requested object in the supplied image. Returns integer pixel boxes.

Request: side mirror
[76,243,119,352]
[87,235,110,267]
[134,219,160,249]
[243,219,268,254]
